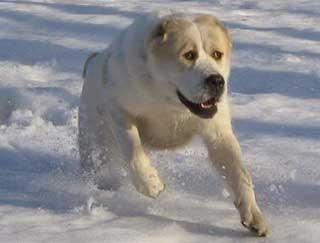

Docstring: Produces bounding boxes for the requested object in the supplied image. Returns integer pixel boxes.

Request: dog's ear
[221,25,233,49]
[150,19,170,43]
[149,18,183,44]
[151,21,167,41]
[195,14,232,48]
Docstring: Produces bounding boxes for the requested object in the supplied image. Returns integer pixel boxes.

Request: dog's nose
[205,74,225,90]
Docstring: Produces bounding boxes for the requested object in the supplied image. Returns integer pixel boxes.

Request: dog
[78,10,270,236]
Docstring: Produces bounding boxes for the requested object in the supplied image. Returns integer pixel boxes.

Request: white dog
[78,11,269,236]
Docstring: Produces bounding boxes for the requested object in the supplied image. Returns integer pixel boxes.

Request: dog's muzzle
[177,74,225,119]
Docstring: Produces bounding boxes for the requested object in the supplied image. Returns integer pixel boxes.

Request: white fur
[78,11,270,236]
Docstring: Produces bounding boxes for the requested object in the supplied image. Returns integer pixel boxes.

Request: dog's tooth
[201,103,212,109]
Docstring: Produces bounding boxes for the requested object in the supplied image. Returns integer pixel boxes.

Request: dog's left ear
[221,26,233,49]
[195,14,232,48]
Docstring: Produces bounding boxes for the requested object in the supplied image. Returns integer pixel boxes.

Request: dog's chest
[136,114,199,150]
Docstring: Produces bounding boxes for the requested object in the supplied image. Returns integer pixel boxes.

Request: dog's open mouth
[177,90,218,119]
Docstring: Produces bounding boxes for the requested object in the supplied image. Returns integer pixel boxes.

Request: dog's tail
[82,52,99,79]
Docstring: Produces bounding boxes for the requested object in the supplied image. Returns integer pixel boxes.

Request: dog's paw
[133,167,165,199]
[236,200,270,237]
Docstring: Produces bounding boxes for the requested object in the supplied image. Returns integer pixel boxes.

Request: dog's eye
[212,50,223,60]
[183,51,198,61]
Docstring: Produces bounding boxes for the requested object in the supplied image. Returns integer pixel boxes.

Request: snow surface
[0,0,320,242]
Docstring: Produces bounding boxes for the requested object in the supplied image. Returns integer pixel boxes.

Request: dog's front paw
[133,167,165,199]
[236,199,270,237]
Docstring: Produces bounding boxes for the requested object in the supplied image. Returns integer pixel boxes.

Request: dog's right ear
[150,17,184,44]
[150,19,170,43]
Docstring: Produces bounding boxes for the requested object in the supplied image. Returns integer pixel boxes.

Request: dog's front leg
[100,109,165,198]
[203,129,270,236]
[126,124,165,198]
[80,102,164,198]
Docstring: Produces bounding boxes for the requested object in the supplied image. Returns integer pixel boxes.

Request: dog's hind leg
[78,109,127,191]
[78,52,124,190]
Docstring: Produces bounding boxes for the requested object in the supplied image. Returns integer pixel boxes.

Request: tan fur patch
[194,14,232,48]
[149,18,195,68]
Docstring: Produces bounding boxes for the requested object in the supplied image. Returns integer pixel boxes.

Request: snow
[0,0,319,242]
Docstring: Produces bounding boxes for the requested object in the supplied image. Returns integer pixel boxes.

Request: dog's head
[146,13,232,118]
